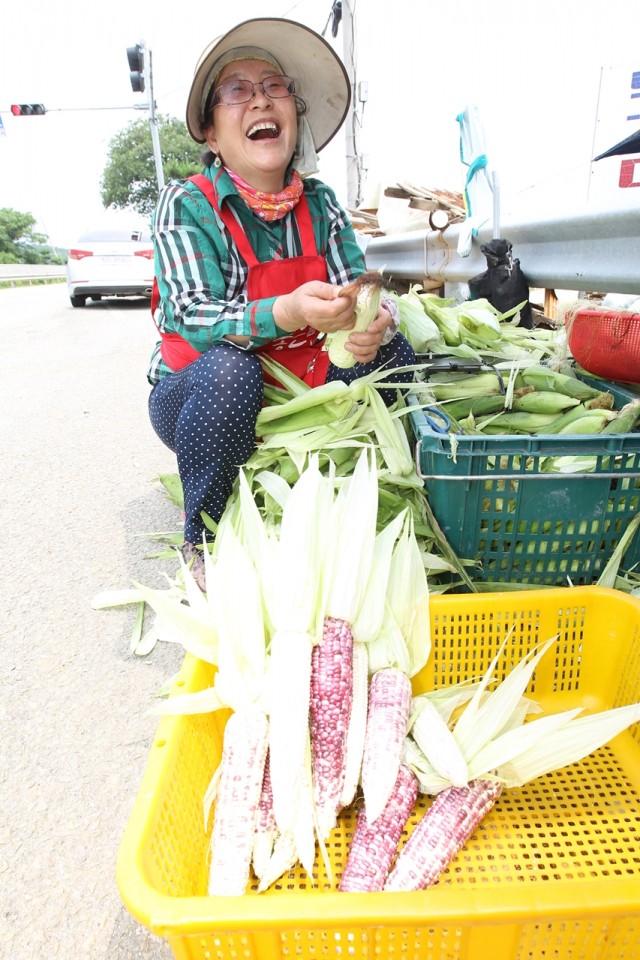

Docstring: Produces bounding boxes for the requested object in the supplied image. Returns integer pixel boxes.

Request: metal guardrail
[365,206,640,295]
[0,265,66,283]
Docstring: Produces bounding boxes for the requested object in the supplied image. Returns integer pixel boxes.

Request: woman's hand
[339,303,395,364]
[273,281,358,334]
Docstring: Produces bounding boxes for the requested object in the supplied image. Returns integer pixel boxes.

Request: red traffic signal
[11,104,46,116]
[126,44,145,93]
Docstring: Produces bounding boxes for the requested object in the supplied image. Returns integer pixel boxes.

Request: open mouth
[246,122,280,141]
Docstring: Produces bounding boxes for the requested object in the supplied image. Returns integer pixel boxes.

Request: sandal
[181,541,207,593]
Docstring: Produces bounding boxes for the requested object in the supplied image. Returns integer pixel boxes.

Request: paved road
[1,284,184,959]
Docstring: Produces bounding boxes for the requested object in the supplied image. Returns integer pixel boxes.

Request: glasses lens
[214,79,254,105]
[262,76,295,98]
[213,76,295,106]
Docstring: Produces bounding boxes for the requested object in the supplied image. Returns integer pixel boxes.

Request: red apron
[154,174,331,387]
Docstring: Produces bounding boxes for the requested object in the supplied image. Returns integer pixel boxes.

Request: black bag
[468,238,532,328]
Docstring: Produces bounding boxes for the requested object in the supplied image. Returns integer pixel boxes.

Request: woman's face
[204,59,298,192]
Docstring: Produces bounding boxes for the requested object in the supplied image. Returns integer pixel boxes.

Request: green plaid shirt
[147,166,366,384]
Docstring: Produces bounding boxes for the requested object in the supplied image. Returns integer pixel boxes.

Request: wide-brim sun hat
[186,17,351,151]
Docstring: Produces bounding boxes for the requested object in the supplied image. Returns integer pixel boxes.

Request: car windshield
[77,228,152,243]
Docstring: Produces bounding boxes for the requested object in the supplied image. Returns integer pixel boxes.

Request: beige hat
[185,17,351,152]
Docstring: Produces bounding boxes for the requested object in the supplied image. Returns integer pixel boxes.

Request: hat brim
[186,18,351,151]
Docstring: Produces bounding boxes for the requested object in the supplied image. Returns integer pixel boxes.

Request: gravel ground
[1,284,186,959]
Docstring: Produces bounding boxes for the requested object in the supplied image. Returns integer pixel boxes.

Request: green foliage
[0,208,60,264]
[101,114,204,217]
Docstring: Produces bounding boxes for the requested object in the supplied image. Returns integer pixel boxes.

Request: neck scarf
[226,168,304,221]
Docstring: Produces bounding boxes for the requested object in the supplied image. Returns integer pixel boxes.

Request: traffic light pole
[145,47,165,191]
[127,40,165,192]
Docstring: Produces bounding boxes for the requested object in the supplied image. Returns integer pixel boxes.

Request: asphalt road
[1,284,185,959]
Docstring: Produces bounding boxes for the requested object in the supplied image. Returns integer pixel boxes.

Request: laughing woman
[147,17,415,590]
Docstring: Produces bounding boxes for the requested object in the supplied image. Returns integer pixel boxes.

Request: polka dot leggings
[148,335,416,544]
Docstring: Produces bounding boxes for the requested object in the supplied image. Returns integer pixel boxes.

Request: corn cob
[339,764,419,892]
[428,372,504,401]
[340,640,370,807]
[510,391,580,414]
[309,616,354,837]
[519,366,601,400]
[476,411,559,433]
[556,411,616,434]
[441,394,505,420]
[601,398,640,434]
[384,778,503,891]
[539,402,590,434]
[361,667,413,823]
[585,392,615,410]
[327,272,384,369]
[208,706,269,896]
[251,752,277,882]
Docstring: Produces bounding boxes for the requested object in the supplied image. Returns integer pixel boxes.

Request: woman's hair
[202,147,216,167]
[200,95,308,168]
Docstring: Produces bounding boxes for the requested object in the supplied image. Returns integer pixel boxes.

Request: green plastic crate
[410,376,640,584]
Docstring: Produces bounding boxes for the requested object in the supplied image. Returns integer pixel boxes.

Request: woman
[148,17,415,589]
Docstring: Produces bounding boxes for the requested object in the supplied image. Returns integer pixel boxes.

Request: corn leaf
[91,588,144,609]
[467,707,584,780]
[351,510,406,643]
[150,685,226,716]
[499,701,640,787]
[325,447,378,624]
[597,513,640,588]
[132,581,218,664]
[210,524,267,712]
[455,636,557,759]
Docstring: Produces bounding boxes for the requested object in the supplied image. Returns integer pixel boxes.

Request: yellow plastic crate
[117,587,640,960]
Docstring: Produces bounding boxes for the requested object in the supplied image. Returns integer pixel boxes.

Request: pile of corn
[127,453,640,899]
[415,363,640,437]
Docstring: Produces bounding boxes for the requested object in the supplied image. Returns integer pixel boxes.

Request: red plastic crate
[566,307,640,384]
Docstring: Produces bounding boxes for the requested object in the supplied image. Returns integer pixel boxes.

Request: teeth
[247,122,279,139]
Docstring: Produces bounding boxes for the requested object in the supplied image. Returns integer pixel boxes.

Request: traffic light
[10,104,46,116]
[127,43,145,93]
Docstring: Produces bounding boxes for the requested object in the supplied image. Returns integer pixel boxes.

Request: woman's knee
[188,345,264,409]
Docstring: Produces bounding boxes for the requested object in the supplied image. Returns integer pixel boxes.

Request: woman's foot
[181,542,206,593]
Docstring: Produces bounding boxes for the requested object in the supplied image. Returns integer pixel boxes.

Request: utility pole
[339,2,359,208]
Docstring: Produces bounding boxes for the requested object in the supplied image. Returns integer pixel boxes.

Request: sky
[1,0,639,250]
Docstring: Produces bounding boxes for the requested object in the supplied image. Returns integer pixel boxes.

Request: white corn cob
[309,616,354,838]
[207,706,269,896]
[361,666,413,823]
[328,272,384,369]
[340,640,370,808]
[384,778,503,891]
[339,764,418,892]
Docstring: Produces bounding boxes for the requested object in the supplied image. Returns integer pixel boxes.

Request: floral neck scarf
[226,168,304,221]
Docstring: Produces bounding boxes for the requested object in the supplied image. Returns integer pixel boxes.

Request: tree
[0,208,59,264]
[101,114,203,217]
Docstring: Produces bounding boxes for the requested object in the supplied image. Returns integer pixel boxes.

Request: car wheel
[90,295,103,301]
[70,295,87,308]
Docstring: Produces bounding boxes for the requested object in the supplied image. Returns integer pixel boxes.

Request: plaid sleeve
[312,183,367,285]
[153,181,279,349]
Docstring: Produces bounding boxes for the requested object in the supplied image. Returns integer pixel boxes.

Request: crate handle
[413,442,640,482]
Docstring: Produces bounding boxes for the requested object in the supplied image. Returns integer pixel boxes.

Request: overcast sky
[1,0,638,249]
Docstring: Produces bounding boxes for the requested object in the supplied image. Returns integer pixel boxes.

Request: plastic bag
[468,238,532,328]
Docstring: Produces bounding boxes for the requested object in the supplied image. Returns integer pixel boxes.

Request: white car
[66,227,154,307]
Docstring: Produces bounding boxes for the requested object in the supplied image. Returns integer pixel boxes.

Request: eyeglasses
[212,75,296,107]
